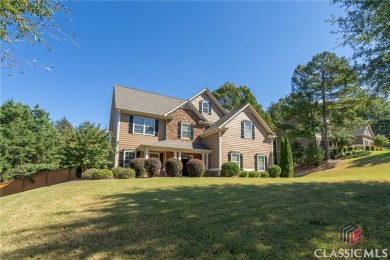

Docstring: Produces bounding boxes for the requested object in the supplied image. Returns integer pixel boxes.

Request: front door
[181,155,191,176]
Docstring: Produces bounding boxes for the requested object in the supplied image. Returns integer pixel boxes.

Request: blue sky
[0,1,351,127]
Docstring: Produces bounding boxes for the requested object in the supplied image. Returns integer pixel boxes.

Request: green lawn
[1,151,389,259]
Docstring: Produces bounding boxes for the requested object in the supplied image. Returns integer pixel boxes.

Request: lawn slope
[0,151,389,259]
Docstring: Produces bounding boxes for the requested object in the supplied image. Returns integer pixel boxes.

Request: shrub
[144,158,161,177]
[280,136,294,177]
[345,151,352,157]
[238,171,248,177]
[370,146,375,151]
[82,168,113,180]
[186,159,205,177]
[374,134,390,147]
[347,146,353,151]
[248,171,260,178]
[260,171,269,178]
[203,170,213,177]
[343,147,347,153]
[130,158,146,177]
[291,141,304,165]
[2,163,59,182]
[365,146,371,151]
[112,167,135,179]
[267,165,281,178]
[221,162,239,177]
[305,142,324,166]
[165,158,183,177]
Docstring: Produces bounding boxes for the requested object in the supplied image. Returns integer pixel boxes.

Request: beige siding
[190,92,225,123]
[202,133,220,170]
[352,136,374,146]
[221,109,273,170]
[118,113,166,150]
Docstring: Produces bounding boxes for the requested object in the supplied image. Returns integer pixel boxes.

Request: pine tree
[279,136,286,177]
[284,137,294,178]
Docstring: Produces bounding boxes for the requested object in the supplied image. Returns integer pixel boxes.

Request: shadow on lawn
[1,181,390,259]
[347,151,390,168]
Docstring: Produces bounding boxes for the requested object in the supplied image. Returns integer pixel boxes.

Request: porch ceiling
[138,140,212,154]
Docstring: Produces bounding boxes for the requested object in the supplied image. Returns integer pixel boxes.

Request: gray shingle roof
[114,85,185,115]
[201,107,242,136]
[144,140,211,150]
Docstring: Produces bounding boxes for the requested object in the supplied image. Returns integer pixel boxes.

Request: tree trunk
[321,88,330,160]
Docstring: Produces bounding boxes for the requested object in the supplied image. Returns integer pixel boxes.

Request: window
[181,123,191,139]
[134,116,155,135]
[123,150,135,167]
[202,101,210,114]
[256,155,265,171]
[149,152,160,159]
[243,121,252,138]
[231,152,240,166]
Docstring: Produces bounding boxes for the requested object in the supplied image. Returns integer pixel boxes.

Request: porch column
[178,151,182,160]
[174,151,178,158]
[145,149,149,159]
[202,154,205,165]
[205,154,209,170]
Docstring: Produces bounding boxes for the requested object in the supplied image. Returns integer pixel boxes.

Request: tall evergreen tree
[284,137,294,178]
[279,136,286,176]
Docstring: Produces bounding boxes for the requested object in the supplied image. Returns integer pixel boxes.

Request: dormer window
[199,100,211,115]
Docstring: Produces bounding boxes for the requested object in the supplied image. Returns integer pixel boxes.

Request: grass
[0,151,389,259]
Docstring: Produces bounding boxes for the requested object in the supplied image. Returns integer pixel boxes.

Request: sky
[0,1,352,128]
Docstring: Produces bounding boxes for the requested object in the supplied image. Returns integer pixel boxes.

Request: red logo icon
[340,223,362,245]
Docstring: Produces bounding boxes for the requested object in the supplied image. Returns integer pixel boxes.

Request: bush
[291,141,304,165]
[1,163,59,182]
[112,167,135,179]
[238,171,248,177]
[248,171,260,178]
[186,159,205,177]
[370,146,375,151]
[267,165,281,178]
[305,142,324,166]
[221,162,239,177]
[203,170,213,177]
[260,171,269,178]
[144,158,161,177]
[347,146,353,151]
[365,146,371,151]
[343,147,347,153]
[165,158,183,177]
[130,158,146,177]
[345,151,352,157]
[82,168,113,180]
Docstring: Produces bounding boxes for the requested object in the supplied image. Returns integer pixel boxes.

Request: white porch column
[178,151,182,160]
[206,154,209,170]
[174,151,178,158]
[145,149,149,159]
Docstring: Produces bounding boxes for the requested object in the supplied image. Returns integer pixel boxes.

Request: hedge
[268,165,281,178]
[186,159,205,177]
[82,169,113,180]
[248,171,260,178]
[221,162,239,177]
[112,167,135,179]
[145,158,161,177]
[130,158,146,177]
[1,163,59,182]
[165,158,183,177]
[238,171,248,177]
[260,171,269,178]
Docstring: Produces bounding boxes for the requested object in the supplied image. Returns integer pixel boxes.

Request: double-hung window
[123,150,136,167]
[134,116,155,135]
[181,123,191,139]
[202,101,210,114]
[256,155,265,171]
[231,152,240,166]
[243,121,252,138]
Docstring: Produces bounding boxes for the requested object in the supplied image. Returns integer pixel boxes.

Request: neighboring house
[351,125,375,147]
[109,85,276,176]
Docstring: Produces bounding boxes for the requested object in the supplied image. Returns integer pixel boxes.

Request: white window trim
[243,121,252,139]
[231,152,240,166]
[256,154,266,172]
[133,116,155,136]
[123,150,136,167]
[181,122,191,140]
[201,100,210,114]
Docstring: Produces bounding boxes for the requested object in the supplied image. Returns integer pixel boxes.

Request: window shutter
[178,122,182,138]
[240,154,243,170]
[228,152,231,162]
[255,154,258,171]
[265,156,268,170]
[129,115,134,133]
[160,153,164,169]
[119,150,124,167]
[252,123,255,139]
[199,101,202,113]
[209,102,212,115]
[190,124,194,140]
[241,121,244,138]
[154,119,159,137]
[136,151,141,158]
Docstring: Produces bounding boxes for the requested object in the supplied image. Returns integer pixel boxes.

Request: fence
[0,168,77,197]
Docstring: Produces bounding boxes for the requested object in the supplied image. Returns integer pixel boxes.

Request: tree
[212,82,272,128]
[291,52,361,160]
[279,136,286,174]
[1,0,76,73]
[374,135,389,147]
[331,0,390,96]
[283,136,294,178]
[0,100,58,172]
[60,121,113,172]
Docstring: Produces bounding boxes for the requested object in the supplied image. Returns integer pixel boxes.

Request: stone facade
[166,108,205,143]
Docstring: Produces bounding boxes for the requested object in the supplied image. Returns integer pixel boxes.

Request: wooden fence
[0,168,77,197]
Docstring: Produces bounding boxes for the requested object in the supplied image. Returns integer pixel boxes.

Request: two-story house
[109,85,276,176]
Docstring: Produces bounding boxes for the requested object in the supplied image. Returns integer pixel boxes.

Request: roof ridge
[114,84,185,102]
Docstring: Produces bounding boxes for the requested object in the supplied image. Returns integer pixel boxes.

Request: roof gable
[188,88,228,115]
[351,125,375,137]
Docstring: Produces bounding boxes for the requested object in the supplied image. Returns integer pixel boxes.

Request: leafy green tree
[374,135,389,147]
[212,82,272,127]
[1,0,76,73]
[331,0,390,96]
[0,100,58,172]
[60,122,113,172]
[283,137,294,178]
[291,52,361,160]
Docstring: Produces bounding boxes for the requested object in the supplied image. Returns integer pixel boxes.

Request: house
[351,125,375,147]
[109,85,276,176]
